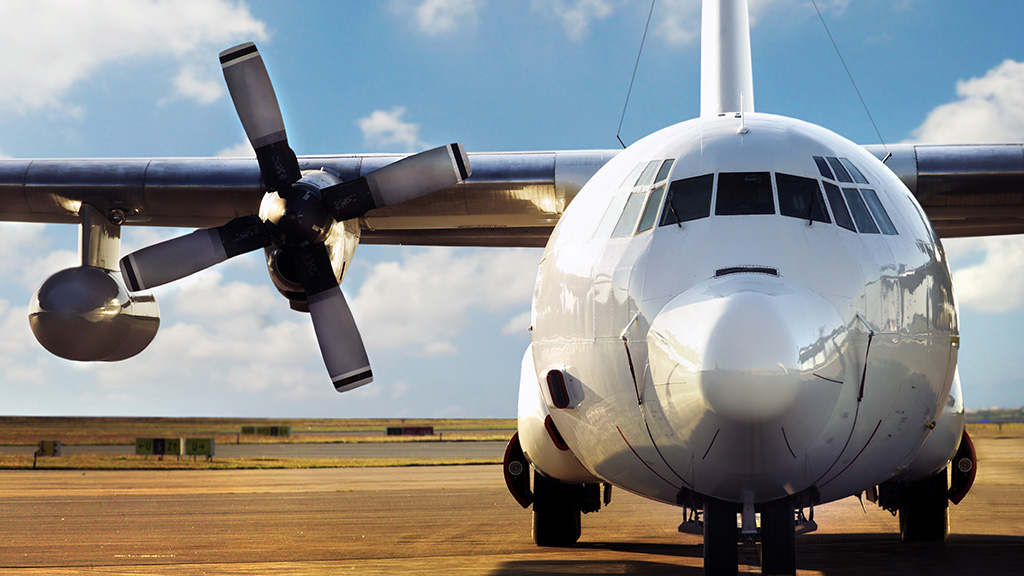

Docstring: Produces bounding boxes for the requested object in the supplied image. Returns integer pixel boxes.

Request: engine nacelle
[29,266,159,362]
[261,178,361,312]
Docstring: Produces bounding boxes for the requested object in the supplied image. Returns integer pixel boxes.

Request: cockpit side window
[824,182,856,231]
[654,159,675,183]
[827,157,853,183]
[660,174,714,226]
[777,173,830,223]
[621,163,645,188]
[636,161,661,187]
[611,192,648,237]
[636,185,666,233]
[813,156,834,180]
[715,172,774,215]
[840,158,869,184]
[861,189,898,235]
[843,188,880,234]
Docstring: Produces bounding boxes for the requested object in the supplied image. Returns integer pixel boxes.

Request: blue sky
[1,0,1023,417]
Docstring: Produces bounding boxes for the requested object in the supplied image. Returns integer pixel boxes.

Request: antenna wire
[617,0,656,149]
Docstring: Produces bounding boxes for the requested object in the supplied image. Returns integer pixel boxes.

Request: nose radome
[648,275,846,425]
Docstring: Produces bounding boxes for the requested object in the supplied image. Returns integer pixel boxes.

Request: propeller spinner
[119,42,471,392]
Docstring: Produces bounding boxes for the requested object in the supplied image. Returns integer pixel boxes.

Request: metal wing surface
[3,144,1024,242]
[0,150,618,248]
[867,144,1024,238]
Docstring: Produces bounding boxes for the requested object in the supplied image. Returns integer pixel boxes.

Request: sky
[1,0,1023,418]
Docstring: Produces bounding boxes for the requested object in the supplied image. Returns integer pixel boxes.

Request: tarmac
[1,429,1022,575]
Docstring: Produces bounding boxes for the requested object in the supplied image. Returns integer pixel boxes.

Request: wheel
[703,497,738,575]
[760,497,796,575]
[532,472,581,546]
[899,467,949,542]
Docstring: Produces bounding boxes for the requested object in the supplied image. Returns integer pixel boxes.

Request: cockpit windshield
[715,172,774,216]
[777,173,830,223]
[661,174,714,226]
[598,155,900,239]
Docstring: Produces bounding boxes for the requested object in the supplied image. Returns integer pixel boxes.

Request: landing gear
[899,467,949,542]
[703,497,739,575]
[532,472,581,546]
[760,497,796,575]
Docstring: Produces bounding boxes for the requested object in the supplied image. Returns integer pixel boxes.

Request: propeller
[118,42,471,392]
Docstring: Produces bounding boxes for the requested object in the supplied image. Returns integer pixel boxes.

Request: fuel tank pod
[29,266,159,362]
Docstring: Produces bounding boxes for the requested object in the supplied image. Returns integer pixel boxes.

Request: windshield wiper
[667,190,683,228]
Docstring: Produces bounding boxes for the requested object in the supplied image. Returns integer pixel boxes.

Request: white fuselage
[520,112,963,507]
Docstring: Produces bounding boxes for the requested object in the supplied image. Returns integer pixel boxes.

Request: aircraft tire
[532,472,581,546]
[703,497,739,576]
[898,467,949,542]
[759,496,796,575]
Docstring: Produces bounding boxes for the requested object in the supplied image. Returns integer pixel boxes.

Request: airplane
[1,0,1022,574]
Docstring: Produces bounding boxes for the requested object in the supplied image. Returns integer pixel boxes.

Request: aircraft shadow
[797,532,1024,575]
[489,558,705,576]
[489,533,1024,575]
[489,540,704,575]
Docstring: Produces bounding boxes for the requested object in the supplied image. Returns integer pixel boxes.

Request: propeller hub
[261,179,332,248]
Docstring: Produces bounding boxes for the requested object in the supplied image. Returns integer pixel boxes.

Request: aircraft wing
[0,150,618,248]
[3,144,1023,244]
[867,144,1024,238]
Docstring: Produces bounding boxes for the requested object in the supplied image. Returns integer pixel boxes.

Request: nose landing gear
[760,496,797,575]
[898,468,950,542]
[531,472,603,547]
[692,496,803,575]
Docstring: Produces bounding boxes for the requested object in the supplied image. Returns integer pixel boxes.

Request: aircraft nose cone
[699,292,801,422]
[648,274,846,426]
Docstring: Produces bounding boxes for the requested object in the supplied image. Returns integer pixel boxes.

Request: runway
[1,428,1022,575]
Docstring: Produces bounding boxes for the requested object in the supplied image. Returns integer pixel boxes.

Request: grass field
[0,416,516,446]
[2,417,1017,471]
[0,453,502,470]
[0,416,515,470]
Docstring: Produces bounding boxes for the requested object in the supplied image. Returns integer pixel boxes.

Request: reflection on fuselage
[525,113,961,507]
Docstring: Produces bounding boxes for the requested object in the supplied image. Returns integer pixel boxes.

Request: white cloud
[166,269,280,320]
[910,60,1024,144]
[0,0,267,115]
[0,220,323,405]
[416,0,480,35]
[90,268,326,399]
[388,0,480,35]
[351,247,541,356]
[169,64,224,106]
[532,0,616,42]
[655,0,853,47]
[216,139,256,158]
[946,236,1024,313]
[654,0,702,46]
[502,309,532,336]
[357,107,426,152]
[0,223,77,291]
[0,302,54,385]
[120,226,196,255]
[907,59,1024,313]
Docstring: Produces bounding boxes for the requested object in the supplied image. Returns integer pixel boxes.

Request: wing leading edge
[3,144,1024,243]
[0,150,618,248]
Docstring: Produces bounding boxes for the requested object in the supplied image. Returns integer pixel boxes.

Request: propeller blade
[120,215,270,292]
[322,143,471,221]
[293,244,373,392]
[220,42,301,191]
